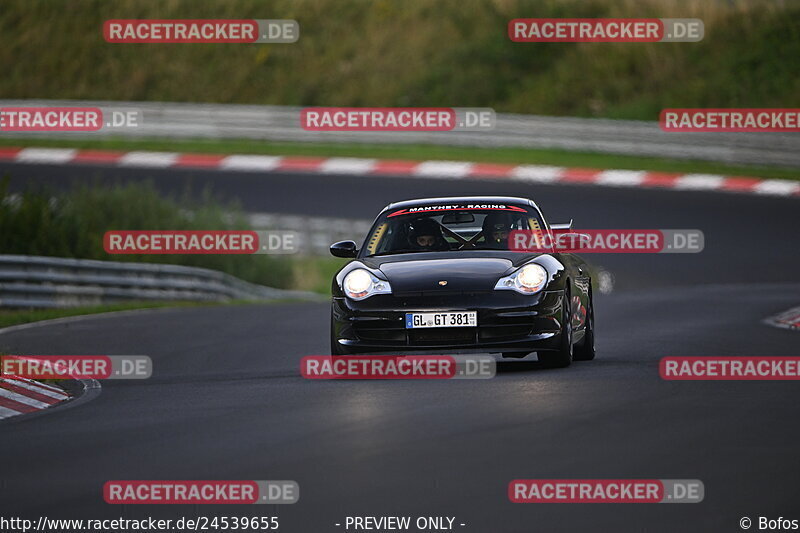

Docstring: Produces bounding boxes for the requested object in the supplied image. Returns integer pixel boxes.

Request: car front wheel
[539,289,573,368]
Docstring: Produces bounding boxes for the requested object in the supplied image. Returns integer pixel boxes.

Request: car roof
[381,196,539,213]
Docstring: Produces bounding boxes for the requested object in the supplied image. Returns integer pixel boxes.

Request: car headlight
[343,268,392,300]
[494,263,548,294]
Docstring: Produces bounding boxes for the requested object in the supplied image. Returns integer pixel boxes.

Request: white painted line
[0,405,22,419]
[1,379,67,400]
[413,161,473,178]
[674,174,726,190]
[13,377,65,394]
[219,154,283,171]
[0,387,52,409]
[510,165,564,183]
[16,148,77,164]
[118,151,179,167]
[753,180,800,196]
[320,158,376,174]
[4,146,799,200]
[595,170,647,187]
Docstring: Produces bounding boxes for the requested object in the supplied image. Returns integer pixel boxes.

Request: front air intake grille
[408,328,476,345]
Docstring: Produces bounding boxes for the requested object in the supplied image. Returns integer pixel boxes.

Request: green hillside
[1,0,798,119]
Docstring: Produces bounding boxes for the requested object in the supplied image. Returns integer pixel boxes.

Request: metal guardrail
[0,255,317,308]
[1,100,798,168]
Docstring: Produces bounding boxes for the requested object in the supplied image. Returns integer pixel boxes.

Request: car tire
[573,289,596,361]
[539,288,573,368]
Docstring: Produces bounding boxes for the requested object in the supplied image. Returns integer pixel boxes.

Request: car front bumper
[332,289,565,355]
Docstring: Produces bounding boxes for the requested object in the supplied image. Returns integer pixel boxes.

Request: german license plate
[405,311,477,329]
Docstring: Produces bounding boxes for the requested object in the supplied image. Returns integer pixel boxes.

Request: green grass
[1,136,797,181]
[0,179,349,311]
[0,179,296,289]
[1,0,798,120]
[292,257,348,295]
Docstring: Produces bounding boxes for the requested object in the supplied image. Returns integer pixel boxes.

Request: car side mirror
[330,240,358,258]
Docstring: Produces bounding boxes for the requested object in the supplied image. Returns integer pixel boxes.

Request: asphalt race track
[1,162,799,532]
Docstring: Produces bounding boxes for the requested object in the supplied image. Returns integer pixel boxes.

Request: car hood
[375,257,514,292]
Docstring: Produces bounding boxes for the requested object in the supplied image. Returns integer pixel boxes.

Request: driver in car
[408,218,450,251]
[481,213,514,249]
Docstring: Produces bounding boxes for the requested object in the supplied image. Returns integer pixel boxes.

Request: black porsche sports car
[329,196,595,367]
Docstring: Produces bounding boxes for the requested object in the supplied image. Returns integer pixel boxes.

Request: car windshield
[362,204,545,256]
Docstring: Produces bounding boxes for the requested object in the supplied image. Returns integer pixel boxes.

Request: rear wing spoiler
[549,219,573,231]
